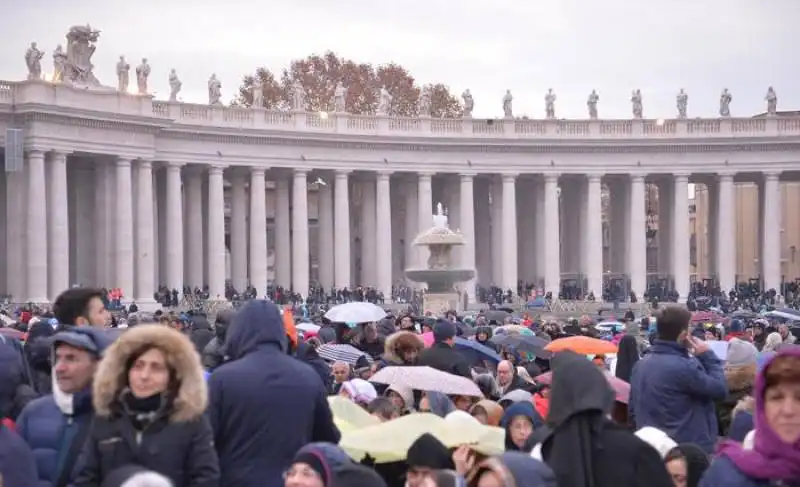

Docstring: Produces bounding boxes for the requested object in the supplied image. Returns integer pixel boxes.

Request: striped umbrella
[318,343,373,366]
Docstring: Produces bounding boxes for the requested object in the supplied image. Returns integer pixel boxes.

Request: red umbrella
[535,370,630,404]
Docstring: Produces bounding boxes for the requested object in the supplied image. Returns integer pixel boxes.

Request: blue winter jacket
[0,425,38,487]
[208,300,340,487]
[699,455,800,487]
[629,340,727,453]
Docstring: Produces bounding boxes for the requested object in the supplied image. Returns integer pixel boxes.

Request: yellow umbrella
[327,396,380,433]
[443,411,505,457]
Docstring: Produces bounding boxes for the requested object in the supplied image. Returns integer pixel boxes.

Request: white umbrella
[324,302,387,324]
[370,366,484,397]
[296,322,321,334]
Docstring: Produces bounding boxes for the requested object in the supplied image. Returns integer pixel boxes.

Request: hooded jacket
[0,339,38,487]
[208,300,340,487]
[74,325,219,487]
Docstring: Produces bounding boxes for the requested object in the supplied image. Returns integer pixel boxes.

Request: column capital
[136,159,153,169]
[250,166,266,176]
[294,168,308,177]
[587,172,604,182]
[165,161,184,169]
[418,171,435,180]
[208,165,225,175]
[115,157,132,167]
[501,173,518,183]
[763,170,781,180]
[376,170,393,179]
[673,172,691,180]
[27,149,46,159]
[459,172,477,179]
[544,173,560,183]
[49,150,69,162]
[630,173,646,183]
[717,171,736,181]
[335,169,351,176]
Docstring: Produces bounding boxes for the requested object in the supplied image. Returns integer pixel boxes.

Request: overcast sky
[1,0,798,119]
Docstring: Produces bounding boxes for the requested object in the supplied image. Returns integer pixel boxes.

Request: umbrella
[324,302,386,324]
[490,334,551,359]
[0,328,26,341]
[498,389,533,405]
[535,370,630,404]
[370,366,483,397]
[328,396,381,433]
[296,322,321,334]
[484,310,510,323]
[496,325,534,336]
[545,336,618,355]
[453,337,502,363]
[318,343,373,365]
[691,311,721,323]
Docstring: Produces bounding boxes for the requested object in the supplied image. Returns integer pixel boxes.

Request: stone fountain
[405,203,476,313]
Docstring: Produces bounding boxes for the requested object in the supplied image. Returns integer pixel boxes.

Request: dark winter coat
[0,423,38,487]
[416,342,472,378]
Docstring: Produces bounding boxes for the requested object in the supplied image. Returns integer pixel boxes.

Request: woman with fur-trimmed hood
[74,325,219,487]
[716,338,758,438]
[378,330,424,368]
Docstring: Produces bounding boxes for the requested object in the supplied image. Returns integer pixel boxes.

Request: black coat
[417,342,472,378]
[75,412,219,487]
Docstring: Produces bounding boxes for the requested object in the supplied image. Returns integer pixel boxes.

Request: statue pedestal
[422,292,460,314]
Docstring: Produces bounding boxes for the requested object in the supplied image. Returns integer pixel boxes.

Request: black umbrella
[490,334,552,359]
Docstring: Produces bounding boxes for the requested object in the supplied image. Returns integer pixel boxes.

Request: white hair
[121,471,174,487]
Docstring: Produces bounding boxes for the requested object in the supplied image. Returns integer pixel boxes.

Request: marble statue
[433,202,448,229]
[418,86,432,117]
[719,88,732,117]
[631,89,643,119]
[765,86,777,115]
[208,74,222,105]
[502,90,513,118]
[377,87,392,116]
[334,82,346,112]
[461,89,474,117]
[587,90,599,119]
[545,88,556,119]
[25,42,44,80]
[52,45,67,82]
[251,76,264,108]
[135,58,150,94]
[116,56,130,93]
[677,89,688,119]
[168,69,182,102]
[291,80,306,111]
[63,25,101,86]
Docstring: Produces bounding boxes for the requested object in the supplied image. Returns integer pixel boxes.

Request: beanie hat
[727,338,758,367]
[292,443,351,487]
[407,433,455,470]
[433,319,457,342]
[332,463,387,487]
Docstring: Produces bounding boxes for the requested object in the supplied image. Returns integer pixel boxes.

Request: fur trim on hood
[725,363,756,393]
[93,324,207,423]
[383,331,424,364]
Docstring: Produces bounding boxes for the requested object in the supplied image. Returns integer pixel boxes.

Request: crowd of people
[0,285,798,487]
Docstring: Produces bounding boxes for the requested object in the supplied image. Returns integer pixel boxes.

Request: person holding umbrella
[417,320,471,378]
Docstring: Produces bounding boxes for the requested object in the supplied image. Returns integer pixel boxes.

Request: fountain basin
[405,268,476,293]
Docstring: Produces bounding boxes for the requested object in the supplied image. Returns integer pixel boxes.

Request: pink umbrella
[421,331,434,348]
[535,370,631,404]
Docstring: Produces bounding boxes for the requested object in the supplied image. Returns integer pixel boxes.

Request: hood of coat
[93,324,207,423]
[383,330,424,364]
[226,300,286,359]
[725,362,756,393]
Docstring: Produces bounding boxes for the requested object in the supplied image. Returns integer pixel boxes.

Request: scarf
[121,389,167,431]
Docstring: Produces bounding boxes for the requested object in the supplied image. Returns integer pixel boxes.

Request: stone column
[6,167,26,300]
[334,170,352,289]
[672,173,691,301]
[207,166,226,300]
[533,179,546,286]
[135,160,156,303]
[165,162,184,293]
[47,151,70,299]
[658,180,674,276]
[459,173,476,301]
[584,173,604,298]
[501,174,518,292]
[544,174,561,296]
[317,177,334,289]
[706,181,719,279]
[185,171,205,288]
[761,171,782,294]
[474,179,492,286]
[361,177,377,286]
[275,177,292,288]
[716,173,736,293]
[292,169,310,297]
[93,163,109,287]
[376,171,393,297]
[230,173,248,292]
[417,172,434,274]
[609,179,630,274]
[26,150,48,302]
[114,157,135,302]
[490,178,503,285]
[249,167,268,297]
[404,178,418,274]
[629,174,648,299]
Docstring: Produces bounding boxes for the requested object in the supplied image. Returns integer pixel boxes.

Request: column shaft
[629,175,648,298]
[230,174,248,292]
[114,157,135,301]
[501,174,518,291]
[361,179,377,286]
[27,151,48,302]
[249,168,268,297]
[186,172,205,288]
[672,174,691,301]
[417,173,433,274]
[460,174,476,301]
[275,178,292,288]
[543,175,561,296]
[584,174,604,298]
[292,169,310,297]
[207,166,226,300]
[165,162,184,293]
[761,172,782,294]
[135,160,156,302]
[490,179,503,284]
[334,170,352,289]
[47,152,70,299]
[404,179,418,273]
[376,172,393,297]
[716,174,736,292]
[317,179,334,289]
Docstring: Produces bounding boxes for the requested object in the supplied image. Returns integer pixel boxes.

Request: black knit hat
[332,463,387,487]
[407,433,455,470]
[294,451,331,486]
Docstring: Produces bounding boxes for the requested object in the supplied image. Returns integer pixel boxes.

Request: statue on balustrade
[631,89,643,119]
[291,80,306,111]
[502,90,513,118]
[545,88,556,119]
[52,45,67,83]
[676,89,688,119]
[116,55,130,93]
[25,42,44,80]
[719,89,732,117]
[587,90,599,119]
[418,86,432,117]
[765,87,777,115]
[208,74,222,105]
[251,76,264,108]
[136,58,150,94]
[169,69,182,102]
[63,25,101,86]
[377,87,392,116]
[334,82,347,112]
[461,89,474,117]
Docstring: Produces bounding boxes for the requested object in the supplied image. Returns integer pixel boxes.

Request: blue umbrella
[453,337,502,364]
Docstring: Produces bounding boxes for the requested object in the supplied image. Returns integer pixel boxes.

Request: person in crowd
[664,444,710,487]
[0,334,37,422]
[0,339,38,487]
[297,338,333,391]
[331,463,388,487]
[495,360,525,396]
[776,324,797,345]
[385,383,415,414]
[17,328,111,487]
[202,309,233,371]
[466,452,556,487]
[352,323,385,359]
[716,338,758,437]
[635,426,678,458]
[52,288,111,329]
[500,401,543,451]
[330,361,351,395]
[284,442,350,487]
[25,320,57,394]
[188,314,214,355]
[395,314,417,333]
[75,324,219,486]
[367,397,401,422]
[700,347,800,487]
[417,320,471,378]
[630,305,727,453]
[419,391,455,417]
[762,332,784,353]
[532,350,673,487]
[406,433,455,487]
[473,374,499,401]
[469,399,503,426]
[339,378,378,407]
[380,330,424,368]
[614,334,641,383]
[208,300,339,487]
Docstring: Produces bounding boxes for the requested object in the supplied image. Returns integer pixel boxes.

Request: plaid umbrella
[318,343,373,366]
[370,366,483,397]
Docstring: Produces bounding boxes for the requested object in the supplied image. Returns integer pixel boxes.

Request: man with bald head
[331,361,351,394]
[496,360,523,395]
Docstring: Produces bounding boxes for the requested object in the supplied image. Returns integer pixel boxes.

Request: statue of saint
[676,89,688,119]
[168,69,182,102]
[631,89,643,119]
[502,90,513,118]
[461,89,474,117]
[765,87,777,116]
[52,45,67,82]
[135,58,150,94]
[433,202,448,229]
[377,87,392,116]
[116,55,130,93]
[25,42,44,80]
[719,88,732,117]
[334,82,347,112]
[292,80,306,111]
[251,76,264,108]
[587,90,599,119]
[545,88,556,119]
[418,86,432,117]
[208,74,222,105]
